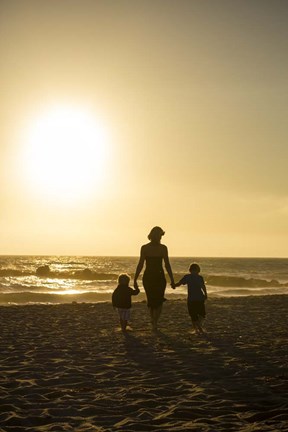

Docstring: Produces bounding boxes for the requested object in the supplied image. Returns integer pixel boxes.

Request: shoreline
[0,291,287,306]
[0,295,287,431]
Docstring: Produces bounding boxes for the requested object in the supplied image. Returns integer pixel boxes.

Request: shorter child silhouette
[174,263,207,334]
[112,273,140,332]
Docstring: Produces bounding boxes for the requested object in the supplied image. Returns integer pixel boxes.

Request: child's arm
[174,276,187,288]
[202,278,208,299]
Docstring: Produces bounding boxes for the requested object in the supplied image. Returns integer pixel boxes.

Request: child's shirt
[178,273,206,301]
[112,284,140,309]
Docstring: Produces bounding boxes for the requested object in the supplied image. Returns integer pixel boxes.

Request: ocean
[0,255,287,305]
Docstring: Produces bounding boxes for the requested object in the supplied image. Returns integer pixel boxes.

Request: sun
[21,105,110,204]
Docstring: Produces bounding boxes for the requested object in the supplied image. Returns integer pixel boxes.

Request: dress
[142,256,166,308]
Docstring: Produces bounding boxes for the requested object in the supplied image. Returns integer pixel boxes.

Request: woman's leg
[151,305,162,331]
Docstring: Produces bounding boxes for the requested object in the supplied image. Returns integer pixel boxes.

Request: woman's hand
[134,281,139,290]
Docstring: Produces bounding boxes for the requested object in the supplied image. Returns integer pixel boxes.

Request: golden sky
[1,0,288,257]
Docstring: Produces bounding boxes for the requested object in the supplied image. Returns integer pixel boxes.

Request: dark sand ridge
[0,295,287,431]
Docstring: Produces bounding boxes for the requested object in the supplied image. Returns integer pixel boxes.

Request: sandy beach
[0,295,287,431]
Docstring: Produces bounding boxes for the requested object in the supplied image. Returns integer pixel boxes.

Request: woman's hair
[148,226,165,241]
[118,273,130,285]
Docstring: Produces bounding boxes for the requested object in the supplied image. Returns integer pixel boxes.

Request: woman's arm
[133,246,145,288]
[130,286,140,295]
[163,245,175,287]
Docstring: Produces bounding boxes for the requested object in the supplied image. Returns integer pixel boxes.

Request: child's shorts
[117,308,131,321]
[187,301,206,321]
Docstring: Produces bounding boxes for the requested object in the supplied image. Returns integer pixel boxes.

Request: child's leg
[191,318,200,334]
[194,313,206,334]
[120,318,127,332]
[118,309,131,332]
[195,319,205,334]
[197,302,206,333]
[188,302,200,333]
[198,316,205,330]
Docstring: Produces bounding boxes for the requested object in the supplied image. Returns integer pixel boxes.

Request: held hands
[134,281,139,290]
[171,282,176,289]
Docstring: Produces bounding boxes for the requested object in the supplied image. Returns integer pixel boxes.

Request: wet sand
[0,295,287,431]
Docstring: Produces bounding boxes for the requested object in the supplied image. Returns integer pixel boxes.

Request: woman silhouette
[134,226,175,331]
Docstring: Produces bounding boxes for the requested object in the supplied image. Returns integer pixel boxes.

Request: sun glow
[21,105,110,204]
[54,289,82,295]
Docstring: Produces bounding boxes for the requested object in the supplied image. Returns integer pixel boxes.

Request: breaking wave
[205,275,288,288]
[1,256,288,304]
[0,267,118,281]
[1,267,288,288]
